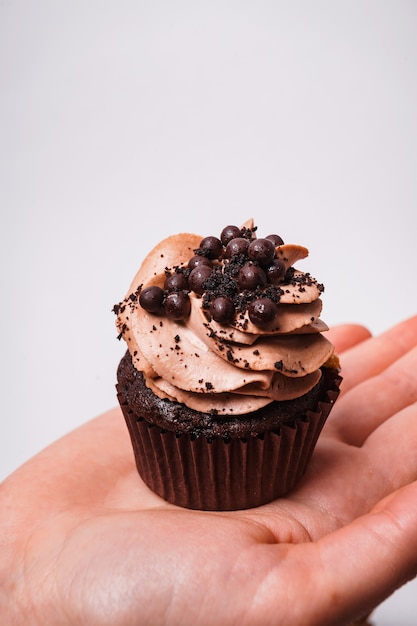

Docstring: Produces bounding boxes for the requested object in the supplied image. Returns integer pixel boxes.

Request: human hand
[1,316,417,626]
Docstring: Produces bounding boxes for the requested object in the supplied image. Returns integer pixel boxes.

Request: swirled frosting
[114,221,338,416]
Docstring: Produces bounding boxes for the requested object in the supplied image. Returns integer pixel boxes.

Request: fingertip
[327,324,372,354]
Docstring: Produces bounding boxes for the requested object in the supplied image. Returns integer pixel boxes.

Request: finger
[326,323,372,355]
[311,401,417,525]
[313,480,417,623]
[363,400,417,491]
[244,482,417,624]
[338,315,417,394]
[318,401,417,531]
[250,481,417,626]
[326,343,417,445]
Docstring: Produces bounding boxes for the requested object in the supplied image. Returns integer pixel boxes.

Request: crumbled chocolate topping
[118,223,325,332]
[117,322,128,341]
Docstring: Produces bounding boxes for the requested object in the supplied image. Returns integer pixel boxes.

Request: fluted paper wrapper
[117,378,341,510]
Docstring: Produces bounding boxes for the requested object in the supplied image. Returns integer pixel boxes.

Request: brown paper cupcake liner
[117,377,341,511]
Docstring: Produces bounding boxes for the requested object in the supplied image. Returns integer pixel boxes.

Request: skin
[1,316,417,626]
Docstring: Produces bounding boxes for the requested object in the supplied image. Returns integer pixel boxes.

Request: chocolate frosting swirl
[114,222,337,416]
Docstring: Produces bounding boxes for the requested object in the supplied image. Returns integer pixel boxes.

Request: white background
[1,1,416,622]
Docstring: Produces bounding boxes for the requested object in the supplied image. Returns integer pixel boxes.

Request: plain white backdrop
[1,1,417,622]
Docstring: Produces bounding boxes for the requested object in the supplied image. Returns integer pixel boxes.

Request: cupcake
[114,220,341,510]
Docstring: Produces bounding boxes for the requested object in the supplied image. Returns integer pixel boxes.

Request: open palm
[2,316,417,626]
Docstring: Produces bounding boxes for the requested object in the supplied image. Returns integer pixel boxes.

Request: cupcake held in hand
[114,220,341,510]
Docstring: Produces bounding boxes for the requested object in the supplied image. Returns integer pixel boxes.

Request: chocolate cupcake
[114,220,341,510]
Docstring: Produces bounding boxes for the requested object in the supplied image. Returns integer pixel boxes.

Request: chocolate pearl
[265,233,284,247]
[164,272,189,291]
[238,263,267,290]
[209,296,235,324]
[188,265,213,295]
[248,238,275,265]
[265,259,286,284]
[225,237,249,258]
[199,236,223,260]
[139,286,164,313]
[220,225,241,246]
[164,291,191,320]
[187,255,213,270]
[248,298,278,326]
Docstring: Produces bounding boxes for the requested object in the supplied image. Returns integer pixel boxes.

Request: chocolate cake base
[117,351,341,510]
